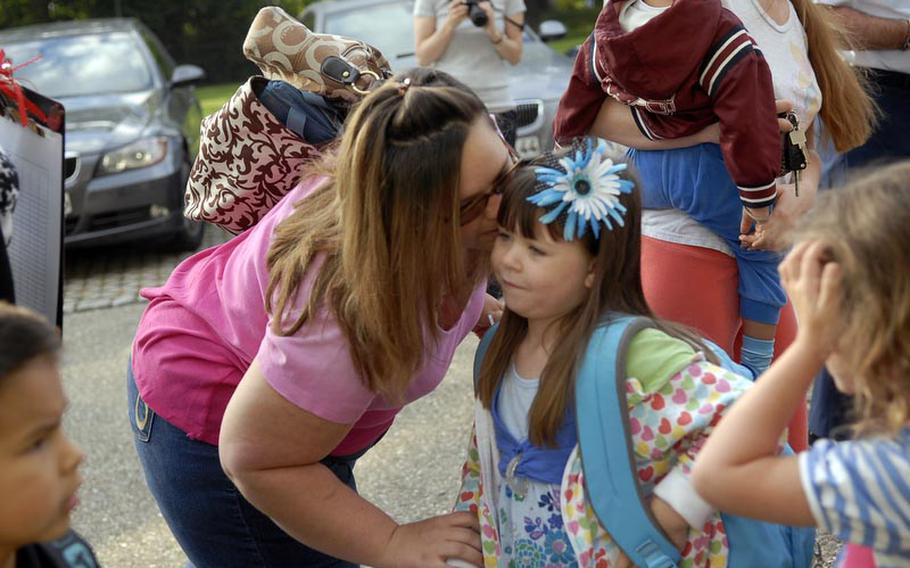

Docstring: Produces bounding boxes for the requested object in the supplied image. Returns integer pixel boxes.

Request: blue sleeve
[799,436,910,556]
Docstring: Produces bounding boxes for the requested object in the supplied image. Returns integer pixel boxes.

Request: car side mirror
[538,20,567,43]
[170,64,206,89]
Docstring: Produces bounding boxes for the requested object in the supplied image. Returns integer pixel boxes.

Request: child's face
[492,222,594,325]
[0,356,84,548]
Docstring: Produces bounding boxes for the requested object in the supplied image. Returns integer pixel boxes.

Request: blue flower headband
[527,137,634,241]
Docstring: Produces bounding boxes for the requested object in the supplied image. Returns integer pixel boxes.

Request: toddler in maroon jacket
[553,0,785,376]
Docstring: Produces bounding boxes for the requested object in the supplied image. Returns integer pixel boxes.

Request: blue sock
[741,336,775,378]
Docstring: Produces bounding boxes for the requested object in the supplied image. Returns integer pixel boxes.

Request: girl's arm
[692,241,842,526]
[414,0,467,66]
[220,358,483,568]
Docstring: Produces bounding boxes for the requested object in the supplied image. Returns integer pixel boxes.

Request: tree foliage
[0,0,315,83]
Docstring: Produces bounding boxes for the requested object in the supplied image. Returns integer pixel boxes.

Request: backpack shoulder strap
[473,323,499,390]
[575,316,681,568]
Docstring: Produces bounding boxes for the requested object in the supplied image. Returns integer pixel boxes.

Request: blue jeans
[809,69,910,441]
[128,364,359,567]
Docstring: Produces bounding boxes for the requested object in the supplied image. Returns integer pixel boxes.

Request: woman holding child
[576,0,876,449]
[127,68,512,567]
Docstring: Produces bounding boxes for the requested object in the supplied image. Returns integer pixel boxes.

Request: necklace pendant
[505,454,528,499]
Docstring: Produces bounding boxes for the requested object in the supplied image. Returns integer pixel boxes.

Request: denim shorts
[128,362,359,568]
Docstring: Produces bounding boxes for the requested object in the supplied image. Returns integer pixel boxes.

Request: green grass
[541,6,598,56]
[548,31,588,56]
[197,83,240,116]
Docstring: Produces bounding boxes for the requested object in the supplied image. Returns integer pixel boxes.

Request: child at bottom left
[0,302,99,567]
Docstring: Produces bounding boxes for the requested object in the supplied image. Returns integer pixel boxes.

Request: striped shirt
[799,431,910,567]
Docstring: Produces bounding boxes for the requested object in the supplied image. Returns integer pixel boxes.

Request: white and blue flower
[527,137,634,241]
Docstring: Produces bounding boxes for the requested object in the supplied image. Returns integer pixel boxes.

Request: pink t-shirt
[131,177,485,455]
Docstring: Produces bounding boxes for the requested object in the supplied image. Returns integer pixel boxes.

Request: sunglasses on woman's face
[458,138,521,227]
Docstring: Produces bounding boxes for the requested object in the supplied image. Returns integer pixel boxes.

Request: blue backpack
[474,315,816,567]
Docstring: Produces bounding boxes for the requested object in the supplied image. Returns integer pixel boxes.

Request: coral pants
[640,236,808,451]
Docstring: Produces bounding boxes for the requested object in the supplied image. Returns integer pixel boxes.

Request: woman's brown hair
[265,69,487,401]
[789,0,877,152]
[792,161,910,436]
[477,143,716,447]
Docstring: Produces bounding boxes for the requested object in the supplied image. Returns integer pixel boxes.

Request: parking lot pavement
[63,224,232,314]
[62,301,477,567]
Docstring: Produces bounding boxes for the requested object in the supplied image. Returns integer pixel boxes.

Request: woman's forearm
[231,462,399,566]
[415,21,456,66]
[589,98,715,150]
[824,5,910,51]
[492,34,521,65]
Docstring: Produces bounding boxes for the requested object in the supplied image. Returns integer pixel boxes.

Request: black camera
[463,0,489,27]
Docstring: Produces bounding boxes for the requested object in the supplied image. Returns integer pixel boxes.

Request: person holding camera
[414,0,525,146]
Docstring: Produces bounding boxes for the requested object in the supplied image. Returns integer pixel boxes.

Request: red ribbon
[0,49,48,127]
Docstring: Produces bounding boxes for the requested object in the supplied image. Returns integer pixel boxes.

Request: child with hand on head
[553,0,795,378]
[453,138,759,567]
[693,161,910,567]
[0,303,98,568]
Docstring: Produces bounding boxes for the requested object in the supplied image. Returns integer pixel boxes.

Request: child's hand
[739,205,772,240]
[613,497,689,567]
[472,293,505,337]
[779,240,843,360]
[381,512,482,568]
[650,496,690,551]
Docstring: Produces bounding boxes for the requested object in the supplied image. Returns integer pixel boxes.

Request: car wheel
[168,213,205,252]
[166,156,205,252]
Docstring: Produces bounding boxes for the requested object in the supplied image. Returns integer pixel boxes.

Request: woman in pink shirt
[128,69,514,567]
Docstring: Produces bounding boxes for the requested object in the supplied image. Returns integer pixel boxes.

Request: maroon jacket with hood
[553,0,781,208]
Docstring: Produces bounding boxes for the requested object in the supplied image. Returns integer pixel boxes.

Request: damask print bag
[183,76,324,234]
[183,6,393,233]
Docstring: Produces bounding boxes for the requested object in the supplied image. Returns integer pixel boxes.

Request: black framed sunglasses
[458,134,522,226]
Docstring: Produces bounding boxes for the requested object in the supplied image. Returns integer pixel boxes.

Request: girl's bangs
[496,167,563,241]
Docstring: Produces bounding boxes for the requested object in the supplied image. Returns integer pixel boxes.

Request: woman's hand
[381,512,482,568]
[478,1,498,39]
[779,240,844,361]
[443,0,469,32]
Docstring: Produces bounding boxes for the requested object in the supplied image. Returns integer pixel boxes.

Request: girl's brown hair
[793,161,910,436]
[789,0,877,152]
[265,69,487,401]
[477,144,716,447]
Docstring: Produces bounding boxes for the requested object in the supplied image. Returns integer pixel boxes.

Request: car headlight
[98,137,169,175]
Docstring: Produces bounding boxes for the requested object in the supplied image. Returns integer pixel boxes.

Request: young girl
[693,161,910,567]
[454,138,759,567]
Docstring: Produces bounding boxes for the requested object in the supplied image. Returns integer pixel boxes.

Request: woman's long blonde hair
[265,69,487,401]
[793,162,910,437]
[789,0,877,152]
[477,145,717,447]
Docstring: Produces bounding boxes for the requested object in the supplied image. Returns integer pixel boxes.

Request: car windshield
[2,32,153,98]
[323,3,418,61]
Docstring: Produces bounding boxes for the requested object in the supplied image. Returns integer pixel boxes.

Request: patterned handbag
[183,7,393,233]
[183,76,322,233]
[243,6,393,104]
